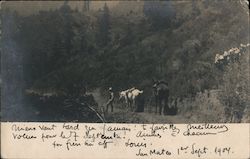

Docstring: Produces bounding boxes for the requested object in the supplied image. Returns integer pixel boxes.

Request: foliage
[2,1,248,100]
[219,47,249,122]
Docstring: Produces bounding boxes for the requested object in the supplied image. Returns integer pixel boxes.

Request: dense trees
[2,1,248,102]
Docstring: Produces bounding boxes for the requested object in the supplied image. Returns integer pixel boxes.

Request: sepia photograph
[1,0,249,123]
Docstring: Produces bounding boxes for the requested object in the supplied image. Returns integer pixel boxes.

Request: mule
[119,88,143,111]
[153,81,170,115]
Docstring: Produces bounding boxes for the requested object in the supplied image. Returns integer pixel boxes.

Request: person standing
[106,87,114,112]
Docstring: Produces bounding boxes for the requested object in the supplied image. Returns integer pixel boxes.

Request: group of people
[105,80,175,115]
[78,81,178,116]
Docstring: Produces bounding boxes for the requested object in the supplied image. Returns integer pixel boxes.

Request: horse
[153,80,170,115]
[119,89,133,108]
[119,88,143,111]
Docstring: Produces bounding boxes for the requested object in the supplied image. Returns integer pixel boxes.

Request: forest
[1,1,249,123]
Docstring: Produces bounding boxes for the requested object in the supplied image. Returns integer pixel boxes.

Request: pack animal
[153,81,170,115]
[119,88,143,111]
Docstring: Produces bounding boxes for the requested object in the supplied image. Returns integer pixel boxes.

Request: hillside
[1,0,249,122]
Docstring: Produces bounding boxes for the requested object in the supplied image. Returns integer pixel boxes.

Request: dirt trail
[103,105,192,123]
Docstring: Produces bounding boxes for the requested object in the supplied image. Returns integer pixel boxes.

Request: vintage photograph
[1,0,249,123]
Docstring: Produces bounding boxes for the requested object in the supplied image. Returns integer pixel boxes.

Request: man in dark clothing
[106,87,114,112]
[135,92,145,112]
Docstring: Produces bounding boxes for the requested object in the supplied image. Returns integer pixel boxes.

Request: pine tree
[97,3,111,47]
[83,1,90,12]
[59,1,74,58]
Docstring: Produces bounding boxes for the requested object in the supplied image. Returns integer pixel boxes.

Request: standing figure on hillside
[135,89,145,112]
[106,87,114,112]
[153,80,170,115]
